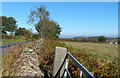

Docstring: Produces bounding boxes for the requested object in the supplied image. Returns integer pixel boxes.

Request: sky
[2,2,118,38]
[1,0,119,2]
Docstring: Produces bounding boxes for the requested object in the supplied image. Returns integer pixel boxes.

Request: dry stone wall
[13,39,45,77]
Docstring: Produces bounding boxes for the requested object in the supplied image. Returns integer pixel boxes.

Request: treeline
[0,5,62,40]
[60,36,107,43]
[1,16,35,40]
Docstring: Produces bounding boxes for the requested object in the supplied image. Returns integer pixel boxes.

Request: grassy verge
[38,39,119,77]
[2,41,34,76]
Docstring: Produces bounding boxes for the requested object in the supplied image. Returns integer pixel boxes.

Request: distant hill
[60,36,118,43]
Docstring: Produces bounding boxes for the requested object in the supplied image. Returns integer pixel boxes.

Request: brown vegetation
[38,39,119,77]
[2,41,35,76]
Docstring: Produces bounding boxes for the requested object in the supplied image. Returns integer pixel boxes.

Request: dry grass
[62,42,118,58]
[2,41,35,76]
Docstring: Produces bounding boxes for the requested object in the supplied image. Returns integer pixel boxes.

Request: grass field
[62,41,118,62]
[2,39,26,45]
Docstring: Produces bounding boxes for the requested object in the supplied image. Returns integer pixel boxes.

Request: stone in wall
[13,39,45,77]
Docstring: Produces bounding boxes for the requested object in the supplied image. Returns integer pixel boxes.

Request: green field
[2,39,26,45]
[62,41,118,61]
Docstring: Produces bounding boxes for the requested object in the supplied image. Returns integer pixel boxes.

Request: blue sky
[2,2,118,38]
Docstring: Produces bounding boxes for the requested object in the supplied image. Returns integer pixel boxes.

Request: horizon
[2,2,118,38]
[60,35,118,38]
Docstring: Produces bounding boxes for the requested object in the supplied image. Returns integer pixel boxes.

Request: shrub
[98,36,106,43]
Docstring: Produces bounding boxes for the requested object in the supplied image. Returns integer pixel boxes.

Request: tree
[15,27,32,38]
[1,16,17,34]
[28,5,61,39]
[98,36,106,43]
[27,5,49,24]
[32,33,40,39]
[35,19,61,39]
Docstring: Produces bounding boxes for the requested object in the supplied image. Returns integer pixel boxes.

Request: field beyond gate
[62,42,118,58]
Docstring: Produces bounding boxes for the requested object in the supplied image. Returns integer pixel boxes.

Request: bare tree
[28,5,49,38]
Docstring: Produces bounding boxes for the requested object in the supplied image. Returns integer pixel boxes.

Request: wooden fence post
[53,47,67,78]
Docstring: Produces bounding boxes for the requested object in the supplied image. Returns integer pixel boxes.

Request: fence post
[53,47,67,78]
